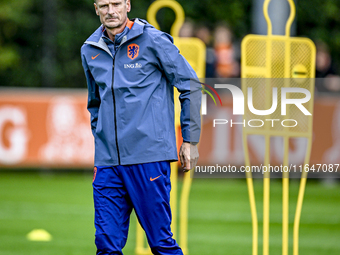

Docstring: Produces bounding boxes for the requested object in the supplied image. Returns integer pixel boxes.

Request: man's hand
[179,142,199,172]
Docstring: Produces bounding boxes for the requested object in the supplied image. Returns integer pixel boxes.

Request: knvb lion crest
[127,43,139,60]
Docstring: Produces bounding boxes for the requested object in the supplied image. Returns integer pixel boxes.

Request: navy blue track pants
[93,161,183,255]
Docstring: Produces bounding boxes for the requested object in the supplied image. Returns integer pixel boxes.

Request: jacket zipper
[111,59,121,165]
[95,34,139,165]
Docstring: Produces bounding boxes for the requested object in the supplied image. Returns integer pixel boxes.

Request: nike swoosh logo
[150,175,161,182]
[91,53,100,60]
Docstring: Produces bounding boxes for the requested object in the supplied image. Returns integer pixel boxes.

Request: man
[81,0,201,254]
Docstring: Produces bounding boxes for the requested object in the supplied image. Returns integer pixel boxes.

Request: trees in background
[0,0,98,88]
[0,0,339,88]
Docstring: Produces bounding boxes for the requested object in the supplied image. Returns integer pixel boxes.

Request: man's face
[94,0,131,30]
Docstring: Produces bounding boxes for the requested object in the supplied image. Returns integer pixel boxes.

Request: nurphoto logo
[199,80,312,129]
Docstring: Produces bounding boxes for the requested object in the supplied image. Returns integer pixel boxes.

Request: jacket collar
[84,18,146,58]
[85,18,145,45]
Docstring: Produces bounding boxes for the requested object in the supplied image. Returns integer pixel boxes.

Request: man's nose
[108,4,116,15]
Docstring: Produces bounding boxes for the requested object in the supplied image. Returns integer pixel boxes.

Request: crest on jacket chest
[127,43,139,60]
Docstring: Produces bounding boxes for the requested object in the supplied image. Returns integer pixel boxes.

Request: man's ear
[94,3,99,16]
[126,0,131,13]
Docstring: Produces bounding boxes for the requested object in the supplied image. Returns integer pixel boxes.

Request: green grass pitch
[0,171,339,255]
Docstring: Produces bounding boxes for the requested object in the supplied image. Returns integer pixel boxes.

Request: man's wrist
[183,141,198,146]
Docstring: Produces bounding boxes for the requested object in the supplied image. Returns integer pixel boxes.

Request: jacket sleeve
[152,33,201,144]
[81,52,100,136]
